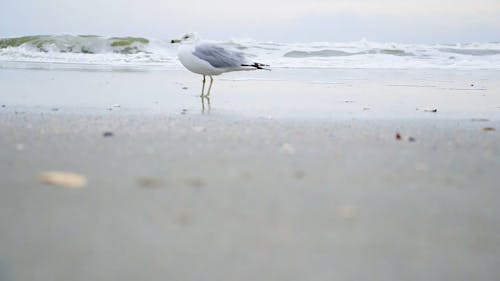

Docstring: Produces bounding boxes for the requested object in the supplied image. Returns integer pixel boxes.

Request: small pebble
[103,131,114,137]
[408,136,416,142]
[182,87,188,90]
[185,178,205,188]
[51,108,59,111]
[280,143,296,155]
[339,205,359,219]
[294,170,305,180]
[240,171,253,180]
[1,104,5,108]
[137,177,165,188]
[176,212,193,226]
[415,162,428,171]
[192,126,205,133]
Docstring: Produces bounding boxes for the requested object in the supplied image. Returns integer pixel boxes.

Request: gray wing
[193,43,246,68]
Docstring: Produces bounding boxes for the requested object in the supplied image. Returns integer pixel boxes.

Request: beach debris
[339,204,359,219]
[424,108,438,113]
[471,118,490,122]
[396,133,416,142]
[1,104,6,108]
[137,177,166,189]
[192,126,205,133]
[182,87,188,90]
[102,131,114,137]
[482,127,496,132]
[37,171,87,189]
[181,109,188,115]
[15,143,24,151]
[185,177,205,188]
[280,143,296,155]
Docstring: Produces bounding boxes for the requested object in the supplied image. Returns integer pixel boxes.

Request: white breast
[177,44,225,76]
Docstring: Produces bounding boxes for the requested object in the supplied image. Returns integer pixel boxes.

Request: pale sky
[1,0,499,43]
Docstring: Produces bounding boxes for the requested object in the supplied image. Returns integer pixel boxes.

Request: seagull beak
[171,39,181,44]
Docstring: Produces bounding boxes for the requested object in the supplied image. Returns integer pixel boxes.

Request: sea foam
[1,35,499,70]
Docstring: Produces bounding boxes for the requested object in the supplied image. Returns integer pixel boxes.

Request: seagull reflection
[201,96,211,114]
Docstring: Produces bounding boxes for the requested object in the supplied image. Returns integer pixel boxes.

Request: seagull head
[171,32,199,44]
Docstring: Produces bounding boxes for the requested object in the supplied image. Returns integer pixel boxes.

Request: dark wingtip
[242,62,271,70]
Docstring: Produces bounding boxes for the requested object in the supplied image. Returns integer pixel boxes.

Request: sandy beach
[1,67,500,280]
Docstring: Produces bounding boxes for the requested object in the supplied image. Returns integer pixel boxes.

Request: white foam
[1,35,500,70]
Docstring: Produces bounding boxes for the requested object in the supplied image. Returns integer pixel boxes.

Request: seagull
[171,33,269,97]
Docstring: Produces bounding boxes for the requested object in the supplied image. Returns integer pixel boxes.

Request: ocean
[1,34,500,70]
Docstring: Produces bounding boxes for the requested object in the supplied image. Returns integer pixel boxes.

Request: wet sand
[1,67,500,280]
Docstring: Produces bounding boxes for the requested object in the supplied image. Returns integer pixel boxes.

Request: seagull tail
[241,62,271,71]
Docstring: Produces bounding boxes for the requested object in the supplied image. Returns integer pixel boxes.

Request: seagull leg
[201,75,206,97]
[206,76,214,97]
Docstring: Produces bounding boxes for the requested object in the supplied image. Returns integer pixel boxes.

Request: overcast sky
[1,0,499,43]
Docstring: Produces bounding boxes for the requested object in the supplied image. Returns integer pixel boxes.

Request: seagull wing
[193,43,247,68]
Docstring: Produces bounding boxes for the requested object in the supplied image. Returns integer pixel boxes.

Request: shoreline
[1,67,499,121]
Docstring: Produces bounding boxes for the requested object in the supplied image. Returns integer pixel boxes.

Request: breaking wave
[0,35,151,54]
